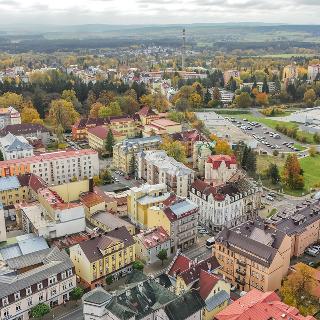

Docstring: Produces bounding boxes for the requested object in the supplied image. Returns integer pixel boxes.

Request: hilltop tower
[182,28,186,70]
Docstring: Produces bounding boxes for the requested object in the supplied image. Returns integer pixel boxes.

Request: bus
[206,237,215,249]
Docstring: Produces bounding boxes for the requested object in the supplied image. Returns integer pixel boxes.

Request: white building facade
[0,133,33,160]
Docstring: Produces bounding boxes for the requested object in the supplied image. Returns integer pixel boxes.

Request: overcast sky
[0,0,319,25]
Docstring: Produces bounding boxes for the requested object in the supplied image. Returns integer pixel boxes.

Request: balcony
[237,260,246,267]
[235,277,245,286]
[236,268,246,276]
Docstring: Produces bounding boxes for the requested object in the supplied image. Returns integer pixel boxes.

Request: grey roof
[0,132,32,152]
[0,234,48,260]
[0,247,73,299]
[83,289,112,305]
[0,176,21,192]
[205,290,229,311]
[164,290,205,320]
[169,199,198,217]
[216,217,286,267]
[92,211,135,231]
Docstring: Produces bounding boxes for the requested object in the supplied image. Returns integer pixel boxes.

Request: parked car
[305,247,319,257]
[266,195,274,201]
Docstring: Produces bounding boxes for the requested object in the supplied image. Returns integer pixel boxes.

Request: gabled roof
[0,123,49,136]
[199,269,220,300]
[207,154,237,169]
[171,129,208,143]
[167,254,192,277]
[136,106,157,117]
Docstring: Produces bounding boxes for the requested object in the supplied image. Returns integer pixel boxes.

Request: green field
[257,154,320,196]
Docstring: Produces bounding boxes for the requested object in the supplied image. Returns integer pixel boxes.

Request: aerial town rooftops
[0,123,50,136]
[87,126,123,140]
[207,154,237,169]
[136,227,170,249]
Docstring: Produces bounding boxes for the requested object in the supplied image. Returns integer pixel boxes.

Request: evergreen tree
[262,77,269,94]
[105,129,115,156]
[267,164,280,184]
[0,149,3,161]
[204,89,211,105]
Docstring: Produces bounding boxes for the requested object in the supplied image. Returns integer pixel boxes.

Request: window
[26,287,32,296]
[37,282,43,291]
[16,304,21,312]
[27,298,32,307]
[51,289,57,296]
[3,310,9,317]
[14,292,20,301]
[61,272,66,280]
[48,276,57,285]
[67,269,73,277]
[39,293,43,302]
[2,297,9,306]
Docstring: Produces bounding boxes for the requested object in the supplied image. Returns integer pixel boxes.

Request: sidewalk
[41,300,82,320]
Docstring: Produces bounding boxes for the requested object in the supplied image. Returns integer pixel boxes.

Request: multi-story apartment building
[0,247,76,320]
[0,149,99,185]
[137,150,195,197]
[148,197,199,253]
[0,123,51,145]
[0,107,21,129]
[70,226,135,288]
[0,203,6,242]
[112,136,162,174]
[218,89,235,105]
[192,141,215,176]
[135,226,171,264]
[87,126,125,153]
[72,117,106,141]
[127,183,170,227]
[205,155,238,186]
[308,64,320,81]
[189,178,262,231]
[135,106,160,125]
[0,132,33,160]
[170,129,208,158]
[214,217,292,292]
[223,70,240,86]
[239,81,276,93]
[268,199,320,257]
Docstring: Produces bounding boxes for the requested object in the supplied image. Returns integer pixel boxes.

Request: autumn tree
[210,134,233,155]
[140,92,170,112]
[0,92,24,111]
[255,92,269,106]
[160,135,187,163]
[117,95,139,115]
[282,154,304,190]
[47,99,80,131]
[280,263,319,316]
[90,102,104,118]
[21,105,43,124]
[212,87,221,101]
[234,92,252,108]
[304,89,316,107]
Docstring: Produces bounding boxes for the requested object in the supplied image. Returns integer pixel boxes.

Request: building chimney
[89,177,94,193]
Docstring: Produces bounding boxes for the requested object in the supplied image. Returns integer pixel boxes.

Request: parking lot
[226,117,303,154]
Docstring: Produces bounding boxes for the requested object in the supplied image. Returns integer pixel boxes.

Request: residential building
[0,149,99,185]
[223,70,240,85]
[127,183,170,227]
[214,217,292,292]
[268,199,320,257]
[135,106,160,125]
[282,64,298,84]
[0,132,34,160]
[70,226,135,288]
[112,136,162,174]
[308,64,320,81]
[0,123,51,145]
[87,126,125,153]
[82,278,177,320]
[189,178,261,231]
[0,107,21,129]
[80,191,106,218]
[0,203,6,242]
[218,89,234,105]
[89,211,136,235]
[148,196,199,253]
[171,129,208,158]
[167,253,221,295]
[215,288,316,320]
[239,81,276,93]
[193,141,216,175]
[0,247,76,320]
[205,155,238,186]
[137,150,195,197]
[135,226,171,264]
[72,117,106,141]
[0,233,48,259]
[143,118,182,137]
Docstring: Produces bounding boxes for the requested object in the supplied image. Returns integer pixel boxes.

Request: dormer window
[37,282,43,291]
[26,287,32,296]
[2,297,9,306]
[14,292,20,301]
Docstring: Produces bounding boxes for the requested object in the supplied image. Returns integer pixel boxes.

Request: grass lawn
[214,109,252,115]
[257,154,320,196]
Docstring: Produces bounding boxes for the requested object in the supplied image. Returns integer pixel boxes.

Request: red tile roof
[136,106,157,117]
[150,118,180,128]
[87,126,122,140]
[171,129,208,143]
[137,227,170,249]
[199,269,220,300]
[215,289,316,320]
[80,192,105,208]
[167,254,192,277]
[207,155,237,169]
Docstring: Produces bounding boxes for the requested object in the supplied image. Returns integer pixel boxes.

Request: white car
[199,229,209,235]
[266,195,274,201]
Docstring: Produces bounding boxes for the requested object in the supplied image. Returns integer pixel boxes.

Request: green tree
[105,129,115,156]
[203,89,211,105]
[30,303,50,319]
[262,77,269,94]
[101,169,113,184]
[106,275,113,285]
[304,89,316,107]
[267,164,280,184]
[157,249,168,266]
[313,132,320,143]
[132,260,144,271]
[234,92,252,108]
[70,287,84,305]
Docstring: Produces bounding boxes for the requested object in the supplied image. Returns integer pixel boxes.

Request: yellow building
[143,118,182,137]
[87,126,125,154]
[282,64,298,82]
[109,116,141,138]
[127,183,170,228]
[112,136,162,174]
[214,218,292,292]
[79,192,106,218]
[69,226,135,288]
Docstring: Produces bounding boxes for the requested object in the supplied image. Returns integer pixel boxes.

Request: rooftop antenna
[182,28,186,70]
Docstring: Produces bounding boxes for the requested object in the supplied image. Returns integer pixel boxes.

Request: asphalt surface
[227,117,305,154]
[55,306,84,320]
